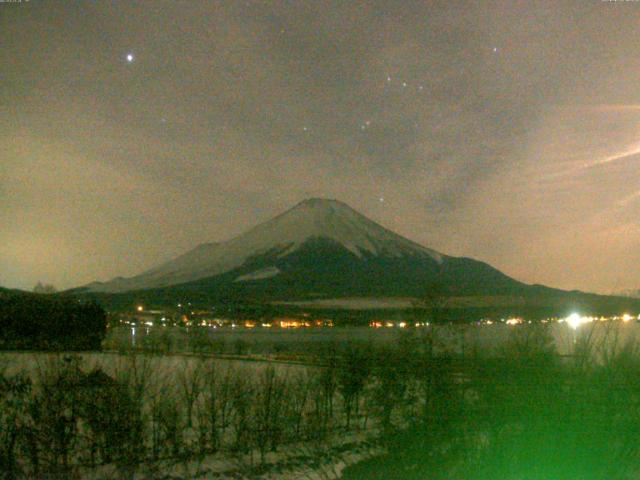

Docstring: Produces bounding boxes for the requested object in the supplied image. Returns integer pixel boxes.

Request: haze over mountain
[83,198,524,296]
[72,198,640,318]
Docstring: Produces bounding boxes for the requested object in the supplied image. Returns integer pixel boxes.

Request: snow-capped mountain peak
[236,198,441,259]
[86,198,443,293]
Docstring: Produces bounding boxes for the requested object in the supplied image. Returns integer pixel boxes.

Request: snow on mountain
[234,266,281,282]
[86,198,444,293]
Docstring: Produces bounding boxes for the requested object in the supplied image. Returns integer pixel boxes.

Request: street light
[566,313,582,330]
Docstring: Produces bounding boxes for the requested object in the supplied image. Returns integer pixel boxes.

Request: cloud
[3,1,640,292]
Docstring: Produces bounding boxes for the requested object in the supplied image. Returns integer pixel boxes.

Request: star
[379,197,385,203]
[402,82,407,87]
[303,126,308,132]
[386,75,391,82]
[126,53,134,63]
[492,47,498,53]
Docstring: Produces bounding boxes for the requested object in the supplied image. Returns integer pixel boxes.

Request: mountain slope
[86,198,447,293]
[142,236,526,301]
[76,198,640,316]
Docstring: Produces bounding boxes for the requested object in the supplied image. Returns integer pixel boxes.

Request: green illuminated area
[345,322,640,480]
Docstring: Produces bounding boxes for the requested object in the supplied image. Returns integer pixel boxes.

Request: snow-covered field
[76,433,383,480]
[0,350,383,480]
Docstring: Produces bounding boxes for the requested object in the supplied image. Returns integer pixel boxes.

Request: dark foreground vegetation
[344,325,640,480]
[1,323,640,479]
[0,292,107,350]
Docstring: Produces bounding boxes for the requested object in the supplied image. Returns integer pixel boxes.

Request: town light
[566,313,583,330]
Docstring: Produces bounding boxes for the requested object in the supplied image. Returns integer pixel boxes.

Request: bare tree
[176,358,204,429]
[30,356,83,479]
[337,344,371,430]
[284,370,313,439]
[229,373,254,454]
[0,371,31,480]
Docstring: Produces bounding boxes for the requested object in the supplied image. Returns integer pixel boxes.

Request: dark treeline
[0,292,107,350]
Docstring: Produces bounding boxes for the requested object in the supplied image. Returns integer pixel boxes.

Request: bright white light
[126,53,134,63]
[566,313,583,330]
[623,313,632,323]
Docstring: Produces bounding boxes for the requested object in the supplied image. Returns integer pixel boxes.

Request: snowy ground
[74,432,383,480]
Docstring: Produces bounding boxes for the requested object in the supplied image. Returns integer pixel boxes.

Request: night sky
[3,1,640,293]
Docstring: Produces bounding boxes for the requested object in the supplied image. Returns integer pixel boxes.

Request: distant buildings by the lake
[110,303,640,331]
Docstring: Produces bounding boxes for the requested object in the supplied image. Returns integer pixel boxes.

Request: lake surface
[103,319,640,359]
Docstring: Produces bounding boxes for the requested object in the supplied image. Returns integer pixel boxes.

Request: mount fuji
[77,198,640,314]
[83,198,524,298]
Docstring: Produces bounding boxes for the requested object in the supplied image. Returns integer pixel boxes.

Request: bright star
[126,53,134,63]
